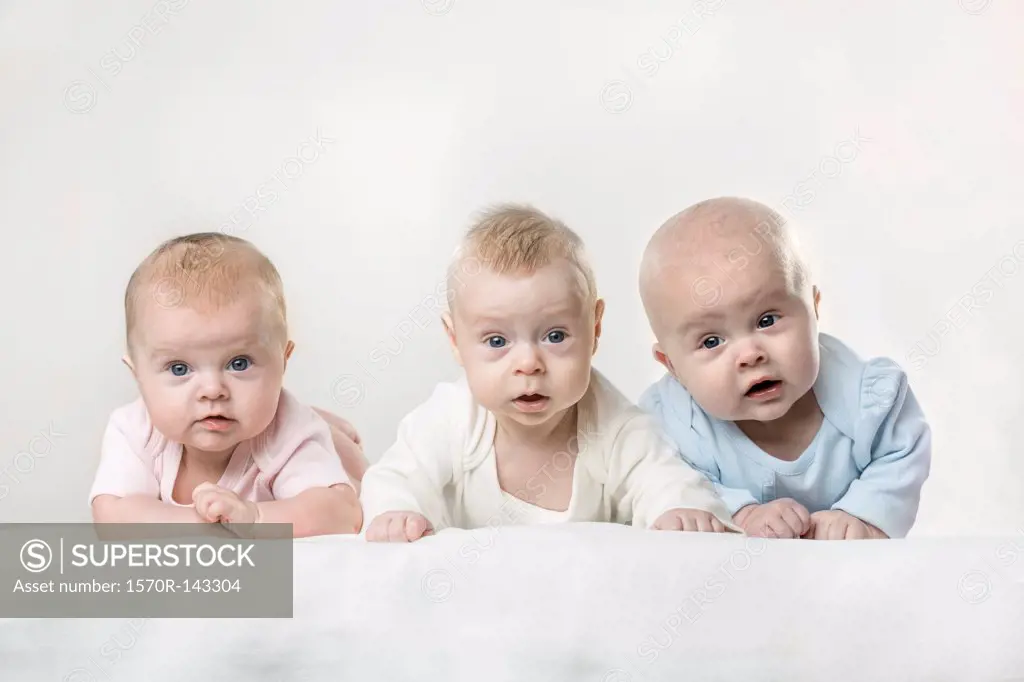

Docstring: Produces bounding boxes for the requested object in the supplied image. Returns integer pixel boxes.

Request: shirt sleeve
[88,404,160,503]
[831,358,932,538]
[639,382,758,516]
[605,411,740,531]
[270,436,351,500]
[256,399,351,500]
[358,382,463,529]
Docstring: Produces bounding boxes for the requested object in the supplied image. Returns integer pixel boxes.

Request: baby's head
[443,204,603,428]
[123,232,292,455]
[639,197,821,423]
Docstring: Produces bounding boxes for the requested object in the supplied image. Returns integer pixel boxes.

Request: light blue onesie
[639,332,931,538]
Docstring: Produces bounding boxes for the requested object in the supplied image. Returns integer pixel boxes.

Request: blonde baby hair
[446,203,598,312]
[124,232,288,354]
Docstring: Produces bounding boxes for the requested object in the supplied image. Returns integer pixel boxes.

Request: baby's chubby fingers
[405,514,431,541]
[693,511,716,533]
[748,511,792,538]
[695,511,734,533]
[196,495,229,522]
[387,515,409,542]
[800,516,816,539]
[844,521,868,540]
[700,512,733,533]
[364,512,432,542]
[652,509,729,533]
[780,506,810,537]
[680,514,700,532]
[792,503,811,530]
[829,518,849,540]
[206,500,229,522]
[364,515,391,542]
[762,516,789,538]
[192,482,227,502]
[651,510,684,531]
[223,498,259,526]
[810,514,835,540]
[191,485,225,521]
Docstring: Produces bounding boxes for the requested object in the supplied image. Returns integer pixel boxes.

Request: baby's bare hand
[736,498,811,538]
[652,508,731,533]
[192,482,259,525]
[804,510,887,540]
[365,511,433,542]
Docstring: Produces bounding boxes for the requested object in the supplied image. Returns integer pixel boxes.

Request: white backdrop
[1,0,1021,534]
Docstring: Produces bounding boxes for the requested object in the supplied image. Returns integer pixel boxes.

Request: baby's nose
[736,341,768,367]
[197,373,229,400]
[514,344,544,374]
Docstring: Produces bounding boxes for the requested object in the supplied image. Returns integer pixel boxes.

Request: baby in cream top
[360,204,736,541]
[361,368,736,534]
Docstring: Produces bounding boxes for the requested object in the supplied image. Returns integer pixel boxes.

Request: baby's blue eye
[228,356,251,371]
[169,363,189,377]
[486,336,507,349]
[757,314,780,329]
[701,336,722,350]
[546,330,566,343]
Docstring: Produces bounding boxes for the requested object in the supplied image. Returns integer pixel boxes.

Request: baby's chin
[732,398,798,423]
[700,397,790,423]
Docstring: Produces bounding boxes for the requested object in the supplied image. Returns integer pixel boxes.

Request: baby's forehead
[133,291,281,349]
[652,256,795,328]
[457,258,584,295]
[653,209,789,276]
[455,263,589,317]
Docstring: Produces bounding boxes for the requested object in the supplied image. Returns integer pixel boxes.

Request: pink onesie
[89,389,350,506]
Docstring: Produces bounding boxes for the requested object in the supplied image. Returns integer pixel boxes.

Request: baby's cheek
[567,362,592,403]
[785,341,819,392]
[692,372,738,420]
[242,384,283,432]
[145,389,191,439]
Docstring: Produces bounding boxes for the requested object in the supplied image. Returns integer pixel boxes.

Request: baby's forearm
[256,485,362,538]
[92,494,206,524]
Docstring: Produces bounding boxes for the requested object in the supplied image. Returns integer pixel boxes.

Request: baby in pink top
[90,232,367,537]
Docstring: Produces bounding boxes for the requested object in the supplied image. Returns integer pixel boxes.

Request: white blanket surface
[2,523,1023,681]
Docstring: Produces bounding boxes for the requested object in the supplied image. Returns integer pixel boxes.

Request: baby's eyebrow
[675,312,722,338]
[674,286,792,337]
[147,347,184,359]
[465,314,511,328]
[466,304,584,327]
[144,334,265,359]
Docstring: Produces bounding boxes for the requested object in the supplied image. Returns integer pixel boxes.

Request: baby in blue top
[637,196,931,540]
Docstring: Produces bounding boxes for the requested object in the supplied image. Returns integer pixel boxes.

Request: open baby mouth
[516,393,547,403]
[745,379,781,397]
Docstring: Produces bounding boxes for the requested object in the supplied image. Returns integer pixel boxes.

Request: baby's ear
[652,343,675,374]
[283,340,295,368]
[592,298,605,354]
[441,312,463,366]
[812,286,822,320]
[121,353,137,377]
